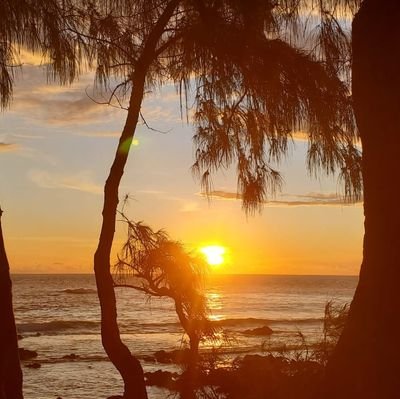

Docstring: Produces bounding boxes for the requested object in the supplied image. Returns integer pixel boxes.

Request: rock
[141,355,156,362]
[19,348,38,360]
[17,334,24,340]
[242,326,273,336]
[62,353,79,360]
[25,362,41,369]
[153,350,172,363]
[153,349,191,364]
[145,370,179,390]
[34,332,41,337]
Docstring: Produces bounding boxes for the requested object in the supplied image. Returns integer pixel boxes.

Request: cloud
[14,91,118,126]
[16,48,47,66]
[180,201,201,213]
[292,131,308,142]
[0,142,19,152]
[11,134,45,140]
[73,130,120,138]
[203,190,362,207]
[28,169,102,194]
[136,189,166,195]
[9,66,123,127]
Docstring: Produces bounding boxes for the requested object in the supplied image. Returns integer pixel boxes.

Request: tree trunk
[94,67,149,399]
[0,209,23,399]
[180,335,199,399]
[325,1,400,398]
[93,3,179,396]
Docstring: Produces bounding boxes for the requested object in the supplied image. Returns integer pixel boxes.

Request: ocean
[12,274,357,399]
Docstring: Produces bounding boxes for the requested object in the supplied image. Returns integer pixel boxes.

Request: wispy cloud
[203,190,362,207]
[180,201,201,213]
[11,133,45,140]
[14,92,118,126]
[136,189,166,195]
[9,66,122,127]
[0,142,19,152]
[28,169,102,194]
[73,130,120,138]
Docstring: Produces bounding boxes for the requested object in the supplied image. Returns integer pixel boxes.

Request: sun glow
[200,245,226,266]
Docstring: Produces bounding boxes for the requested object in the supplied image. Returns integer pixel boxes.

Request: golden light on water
[200,245,226,266]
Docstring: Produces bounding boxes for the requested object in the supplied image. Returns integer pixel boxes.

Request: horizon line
[11,272,359,277]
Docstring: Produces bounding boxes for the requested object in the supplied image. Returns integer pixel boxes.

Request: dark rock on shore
[242,325,273,336]
[141,355,156,362]
[145,370,179,390]
[25,362,41,369]
[19,348,38,360]
[153,349,191,364]
[62,353,80,360]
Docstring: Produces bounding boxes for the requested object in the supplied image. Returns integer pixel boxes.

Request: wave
[16,317,322,335]
[131,317,323,330]
[211,317,322,327]
[60,288,97,294]
[38,355,109,364]
[17,320,99,333]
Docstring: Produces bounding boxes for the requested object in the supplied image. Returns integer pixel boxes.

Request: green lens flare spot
[119,138,139,154]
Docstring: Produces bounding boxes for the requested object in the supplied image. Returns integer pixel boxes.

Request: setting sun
[200,245,226,266]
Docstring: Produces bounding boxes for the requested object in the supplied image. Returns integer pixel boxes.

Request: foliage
[0,0,85,109]
[56,0,363,212]
[114,212,216,346]
[260,300,349,366]
[1,0,364,209]
[313,300,349,364]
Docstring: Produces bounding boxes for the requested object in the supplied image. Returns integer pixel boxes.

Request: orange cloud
[203,190,363,207]
[28,169,102,194]
[0,142,19,152]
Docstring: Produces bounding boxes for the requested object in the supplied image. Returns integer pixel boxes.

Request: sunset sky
[0,57,363,275]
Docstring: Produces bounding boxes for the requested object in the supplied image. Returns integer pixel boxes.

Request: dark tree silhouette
[324,1,400,398]
[114,215,216,398]
[0,209,23,399]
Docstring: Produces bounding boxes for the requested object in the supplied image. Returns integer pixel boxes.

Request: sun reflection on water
[206,291,225,322]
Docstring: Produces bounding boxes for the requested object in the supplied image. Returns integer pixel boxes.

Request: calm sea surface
[12,274,357,399]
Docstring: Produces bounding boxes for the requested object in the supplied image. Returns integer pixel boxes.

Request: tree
[114,215,216,398]
[0,208,23,399]
[194,2,400,397]
[324,1,400,398]
[65,1,360,397]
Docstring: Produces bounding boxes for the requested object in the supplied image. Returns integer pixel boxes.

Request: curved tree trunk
[93,3,179,396]
[0,209,23,399]
[94,66,149,399]
[325,1,400,398]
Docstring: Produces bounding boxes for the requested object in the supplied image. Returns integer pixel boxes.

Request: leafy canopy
[1,0,363,211]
